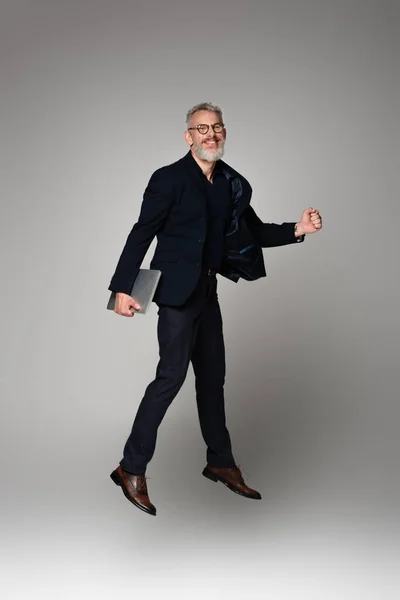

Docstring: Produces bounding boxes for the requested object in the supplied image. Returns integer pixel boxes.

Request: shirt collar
[188,151,222,178]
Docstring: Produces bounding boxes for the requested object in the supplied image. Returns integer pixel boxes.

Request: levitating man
[108,102,322,515]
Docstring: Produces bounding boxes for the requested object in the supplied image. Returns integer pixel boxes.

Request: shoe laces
[225,465,246,484]
[137,475,150,493]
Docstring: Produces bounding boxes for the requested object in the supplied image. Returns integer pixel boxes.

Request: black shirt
[202,166,233,270]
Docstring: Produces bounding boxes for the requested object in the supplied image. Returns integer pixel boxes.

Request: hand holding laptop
[107,269,162,315]
[114,293,141,317]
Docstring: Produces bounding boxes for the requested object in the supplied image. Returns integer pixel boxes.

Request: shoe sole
[202,468,261,500]
[110,470,156,516]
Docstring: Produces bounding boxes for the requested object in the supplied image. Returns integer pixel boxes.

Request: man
[108,102,322,516]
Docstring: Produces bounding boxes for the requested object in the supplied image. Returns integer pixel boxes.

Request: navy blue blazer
[108,151,304,306]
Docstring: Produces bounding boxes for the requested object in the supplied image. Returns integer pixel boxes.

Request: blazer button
[198,239,204,243]
[196,262,200,267]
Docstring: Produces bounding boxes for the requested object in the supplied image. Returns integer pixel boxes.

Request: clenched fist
[295,208,322,236]
[114,292,141,317]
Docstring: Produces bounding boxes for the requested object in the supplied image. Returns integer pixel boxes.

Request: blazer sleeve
[243,205,305,248]
[108,169,175,294]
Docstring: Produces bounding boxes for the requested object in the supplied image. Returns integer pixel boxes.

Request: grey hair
[186,102,224,128]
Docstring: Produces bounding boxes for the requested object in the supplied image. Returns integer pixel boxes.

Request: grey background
[1,0,399,598]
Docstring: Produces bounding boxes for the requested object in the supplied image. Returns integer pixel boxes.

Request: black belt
[201,267,217,277]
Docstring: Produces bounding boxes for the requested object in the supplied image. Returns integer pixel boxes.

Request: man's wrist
[294,222,305,237]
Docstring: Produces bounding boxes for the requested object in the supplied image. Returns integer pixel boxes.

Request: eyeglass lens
[195,123,224,134]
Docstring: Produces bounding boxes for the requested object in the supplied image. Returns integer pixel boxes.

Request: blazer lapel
[219,161,252,217]
[182,152,252,236]
[183,151,209,197]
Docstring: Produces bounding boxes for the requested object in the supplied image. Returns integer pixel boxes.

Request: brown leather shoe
[202,465,262,499]
[110,466,156,516]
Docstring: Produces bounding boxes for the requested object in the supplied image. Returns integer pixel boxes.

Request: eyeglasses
[187,123,225,134]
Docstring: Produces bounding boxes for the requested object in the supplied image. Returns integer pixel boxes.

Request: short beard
[192,139,225,162]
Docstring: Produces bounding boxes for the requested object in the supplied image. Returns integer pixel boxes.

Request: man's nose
[206,128,218,138]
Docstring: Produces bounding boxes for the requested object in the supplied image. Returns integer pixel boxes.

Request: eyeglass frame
[187,123,225,134]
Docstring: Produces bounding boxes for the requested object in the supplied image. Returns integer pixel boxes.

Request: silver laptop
[107,269,162,314]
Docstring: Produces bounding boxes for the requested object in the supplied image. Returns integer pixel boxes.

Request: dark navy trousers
[120,274,236,475]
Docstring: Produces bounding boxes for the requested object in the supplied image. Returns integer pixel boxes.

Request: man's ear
[184,130,193,147]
